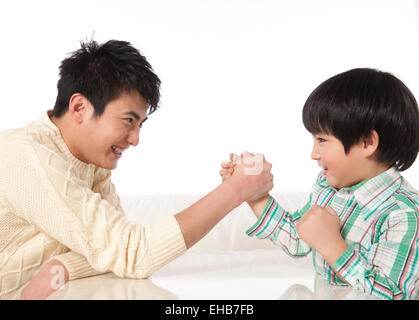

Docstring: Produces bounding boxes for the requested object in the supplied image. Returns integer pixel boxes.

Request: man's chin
[93,160,118,170]
[105,162,118,170]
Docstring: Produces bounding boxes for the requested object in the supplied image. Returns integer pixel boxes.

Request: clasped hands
[219,151,274,202]
[219,152,346,261]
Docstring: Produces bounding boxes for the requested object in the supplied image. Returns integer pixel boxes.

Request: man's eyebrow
[123,111,141,121]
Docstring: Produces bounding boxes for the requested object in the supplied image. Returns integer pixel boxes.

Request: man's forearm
[20,259,69,300]
[175,181,244,249]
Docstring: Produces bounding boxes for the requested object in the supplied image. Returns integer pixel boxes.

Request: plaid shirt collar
[317,166,402,215]
[352,167,401,214]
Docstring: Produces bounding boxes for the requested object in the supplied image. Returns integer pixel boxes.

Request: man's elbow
[116,265,156,280]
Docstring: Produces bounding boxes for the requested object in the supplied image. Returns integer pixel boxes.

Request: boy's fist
[219,159,235,182]
[296,205,341,253]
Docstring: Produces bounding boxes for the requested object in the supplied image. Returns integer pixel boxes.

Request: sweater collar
[39,110,96,172]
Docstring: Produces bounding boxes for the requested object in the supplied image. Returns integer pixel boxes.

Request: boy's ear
[68,93,90,124]
[362,130,379,157]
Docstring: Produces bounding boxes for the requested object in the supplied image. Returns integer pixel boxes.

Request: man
[0,40,273,299]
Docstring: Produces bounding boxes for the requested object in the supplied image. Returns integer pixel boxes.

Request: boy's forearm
[319,237,349,284]
[246,194,272,219]
[175,180,244,249]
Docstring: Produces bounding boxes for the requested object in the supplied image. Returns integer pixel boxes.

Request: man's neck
[48,112,87,163]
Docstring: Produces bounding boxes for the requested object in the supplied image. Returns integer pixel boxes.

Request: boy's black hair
[52,39,161,118]
[302,68,419,171]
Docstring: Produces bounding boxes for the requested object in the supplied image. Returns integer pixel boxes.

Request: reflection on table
[48,250,376,300]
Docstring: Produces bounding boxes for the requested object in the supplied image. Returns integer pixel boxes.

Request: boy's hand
[222,152,274,202]
[219,152,273,213]
[296,205,341,250]
[219,151,268,181]
[219,158,235,182]
[296,205,348,272]
[219,152,243,182]
[219,151,272,199]
[20,259,69,300]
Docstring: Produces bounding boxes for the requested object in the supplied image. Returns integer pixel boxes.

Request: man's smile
[111,145,127,158]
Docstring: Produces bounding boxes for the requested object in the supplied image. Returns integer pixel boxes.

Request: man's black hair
[302,68,419,171]
[52,39,161,118]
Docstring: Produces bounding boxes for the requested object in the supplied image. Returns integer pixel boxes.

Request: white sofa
[122,192,308,252]
[48,192,376,300]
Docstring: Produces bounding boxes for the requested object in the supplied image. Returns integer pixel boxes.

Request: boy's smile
[311,132,389,190]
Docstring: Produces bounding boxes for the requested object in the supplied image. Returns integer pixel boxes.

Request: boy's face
[310,133,369,189]
[78,90,148,170]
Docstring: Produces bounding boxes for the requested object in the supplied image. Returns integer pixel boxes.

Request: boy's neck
[362,163,392,182]
[342,162,392,191]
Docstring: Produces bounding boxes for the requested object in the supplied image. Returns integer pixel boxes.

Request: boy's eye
[317,137,326,143]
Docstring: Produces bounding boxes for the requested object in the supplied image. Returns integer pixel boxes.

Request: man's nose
[127,127,140,146]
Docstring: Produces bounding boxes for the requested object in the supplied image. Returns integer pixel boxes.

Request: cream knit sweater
[0,111,187,299]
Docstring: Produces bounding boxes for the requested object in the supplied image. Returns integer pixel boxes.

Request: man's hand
[220,151,263,182]
[175,151,273,249]
[221,151,274,202]
[20,259,69,300]
[219,152,272,218]
[296,205,349,282]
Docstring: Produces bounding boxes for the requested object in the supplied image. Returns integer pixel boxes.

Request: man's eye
[125,118,133,124]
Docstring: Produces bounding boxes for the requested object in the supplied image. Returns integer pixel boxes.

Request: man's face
[310,133,366,189]
[78,90,148,170]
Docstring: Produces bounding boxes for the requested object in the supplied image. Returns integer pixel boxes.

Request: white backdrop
[0,0,418,195]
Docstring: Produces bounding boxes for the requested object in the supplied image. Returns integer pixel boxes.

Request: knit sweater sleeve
[3,130,187,279]
[49,168,123,280]
[91,167,124,213]
[50,251,103,281]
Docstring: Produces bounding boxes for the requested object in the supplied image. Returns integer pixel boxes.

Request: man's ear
[363,130,379,158]
[68,93,90,124]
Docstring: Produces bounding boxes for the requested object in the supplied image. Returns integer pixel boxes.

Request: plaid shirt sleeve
[333,207,419,300]
[246,195,313,257]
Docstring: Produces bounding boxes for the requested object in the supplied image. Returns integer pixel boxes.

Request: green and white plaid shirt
[246,167,419,300]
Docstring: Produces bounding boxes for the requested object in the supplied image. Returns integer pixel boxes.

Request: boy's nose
[311,144,320,160]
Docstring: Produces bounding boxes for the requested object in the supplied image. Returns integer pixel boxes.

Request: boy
[220,68,419,300]
[0,39,273,299]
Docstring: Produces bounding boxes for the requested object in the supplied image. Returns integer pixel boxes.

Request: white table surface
[47,249,376,300]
